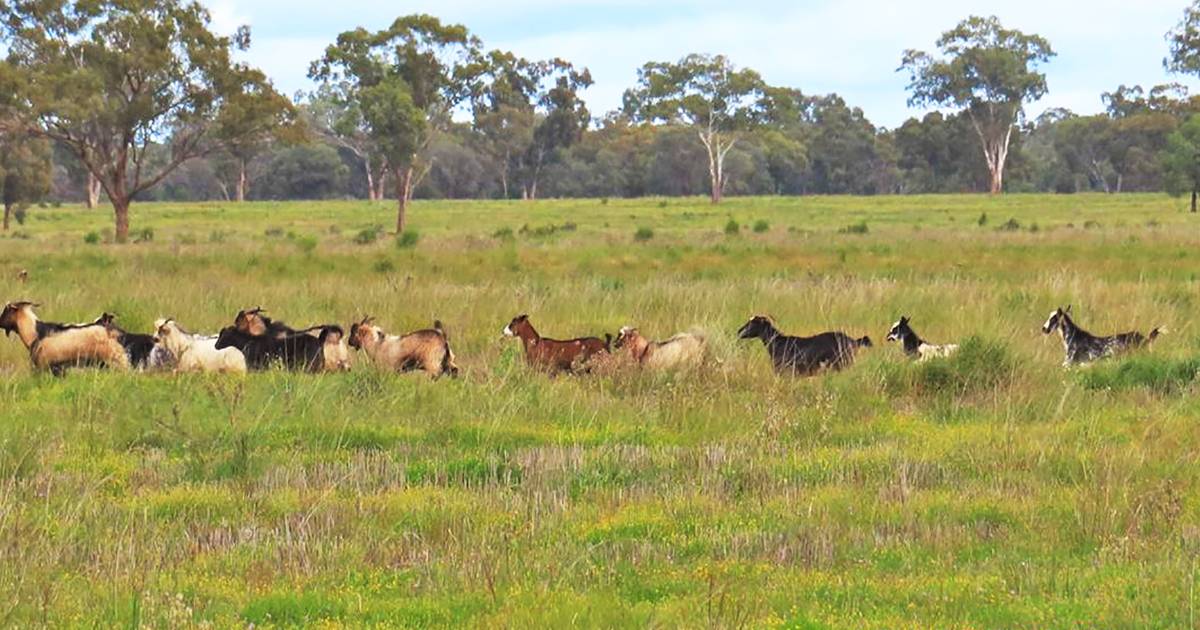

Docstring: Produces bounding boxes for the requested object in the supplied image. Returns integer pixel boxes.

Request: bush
[997,218,1021,232]
[838,221,869,235]
[634,227,654,242]
[353,225,383,245]
[753,220,770,233]
[977,212,988,226]
[724,219,740,235]
[264,227,284,238]
[209,230,230,243]
[294,235,319,254]
[372,258,396,274]
[1078,356,1200,393]
[395,230,420,249]
[84,231,101,245]
[658,200,668,209]
[879,337,1016,398]
[13,207,27,226]
[134,227,154,243]
[492,227,514,240]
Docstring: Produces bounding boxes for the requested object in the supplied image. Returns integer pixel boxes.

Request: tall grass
[0,194,1197,626]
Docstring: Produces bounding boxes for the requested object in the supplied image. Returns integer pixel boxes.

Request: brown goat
[503,314,610,374]
[0,302,129,374]
[348,317,458,378]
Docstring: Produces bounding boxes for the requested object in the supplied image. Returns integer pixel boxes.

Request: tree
[0,0,293,242]
[213,84,302,202]
[1163,115,1200,212]
[1053,115,1116,192]
[472,52,592,200]
[1167,2,1200,77]
[900,15,1054,194]
[310,15,481,233]
[622,54,767,203]
[0,131,51,230]
[306,83,390,201]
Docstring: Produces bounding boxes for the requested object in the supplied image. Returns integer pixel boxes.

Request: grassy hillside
[2,194,1199,627]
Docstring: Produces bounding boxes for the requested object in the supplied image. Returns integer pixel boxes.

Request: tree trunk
[395,167,414,233]
[1192,188,1197,213]
[114,196,131,243]
[365,158,377,201]
[1115,173,1123,194]
[374,172,388,202]
[235,158,247,202]
[86,173,102,209]
[2,202,10,231]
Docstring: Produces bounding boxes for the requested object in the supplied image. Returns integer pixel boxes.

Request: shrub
[492,227,514,240]
[294,235,319,254]
[10,230,30,240]
[1084,220,1101,229]
[1078,356,1200,393]
[977,212,988,226]
[134,227,154,243]
[724,219,740,235]
[395,230,420,249]
[753,220,770,233]
[997,218,1021,231]
[879,337,1016,398]
[634,227,654,242]
[353,225,383,245]
[209,230,230,243]
[13,207,27,226]
[372,258,396,274]
[838,221,869,235]
[84,231,101,245]
[658,200,668,209]
[176,233,198,245]
[264,227,284,238]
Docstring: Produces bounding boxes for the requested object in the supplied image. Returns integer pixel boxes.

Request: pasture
[2,193,1200,627]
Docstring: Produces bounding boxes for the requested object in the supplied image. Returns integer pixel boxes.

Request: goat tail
[604,333,613,352]
[686,327,709,343]
[857,335,874,349]
[1149,327,1168,344]
[442,341,460,378]
[433,320,447,338]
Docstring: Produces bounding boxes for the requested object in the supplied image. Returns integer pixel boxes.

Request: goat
[0,301,129,374]
[614,326,706,370]
[1042,305,1164,366]
[154,318,247,374]
[348,317,459,378]
[215,324,351,372]
[235,306,321,339]
[503,314,610,374]
[886,316,958,362]
[737,315,871,376]
[95,313,173,371]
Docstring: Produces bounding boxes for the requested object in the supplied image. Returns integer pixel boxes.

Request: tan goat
[349,317,459,378]
[614,326,707,370]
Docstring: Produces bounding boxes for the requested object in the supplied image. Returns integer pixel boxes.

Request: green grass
[1,193,1200,627]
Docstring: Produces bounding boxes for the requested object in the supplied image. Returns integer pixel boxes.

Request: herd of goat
[0,301,1167,378]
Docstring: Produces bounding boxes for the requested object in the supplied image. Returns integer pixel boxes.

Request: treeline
[7,2,1200,241]
[42,83,1199,203]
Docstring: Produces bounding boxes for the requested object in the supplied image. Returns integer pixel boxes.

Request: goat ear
[1066,305,1072,314]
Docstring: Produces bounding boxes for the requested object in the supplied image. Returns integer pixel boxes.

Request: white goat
[154,318,247,374]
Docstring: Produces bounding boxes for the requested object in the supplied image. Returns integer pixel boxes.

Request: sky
[203,0,1200,129]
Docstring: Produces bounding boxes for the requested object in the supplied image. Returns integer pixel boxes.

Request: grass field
[2,193,1200,628]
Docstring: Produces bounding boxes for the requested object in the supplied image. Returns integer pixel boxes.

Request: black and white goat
[886,316,958,362]
[95,313,174,371]
[1042,305,1164,366]
[737,315,871,376]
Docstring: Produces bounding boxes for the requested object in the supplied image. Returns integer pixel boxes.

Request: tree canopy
[0,0,294,241]
[900,15,1054,193]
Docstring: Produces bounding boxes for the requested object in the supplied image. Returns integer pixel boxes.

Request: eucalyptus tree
[472,51,592,200]
[900,16,1054,194]
[0,0,294,242]
[310,15,481,233]
[622,54,767,204]
[0,131,50,230]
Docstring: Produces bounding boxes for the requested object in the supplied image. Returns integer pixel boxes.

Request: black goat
[215,324,349,372]
[95,313,172,371]
[737,315,872,376]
